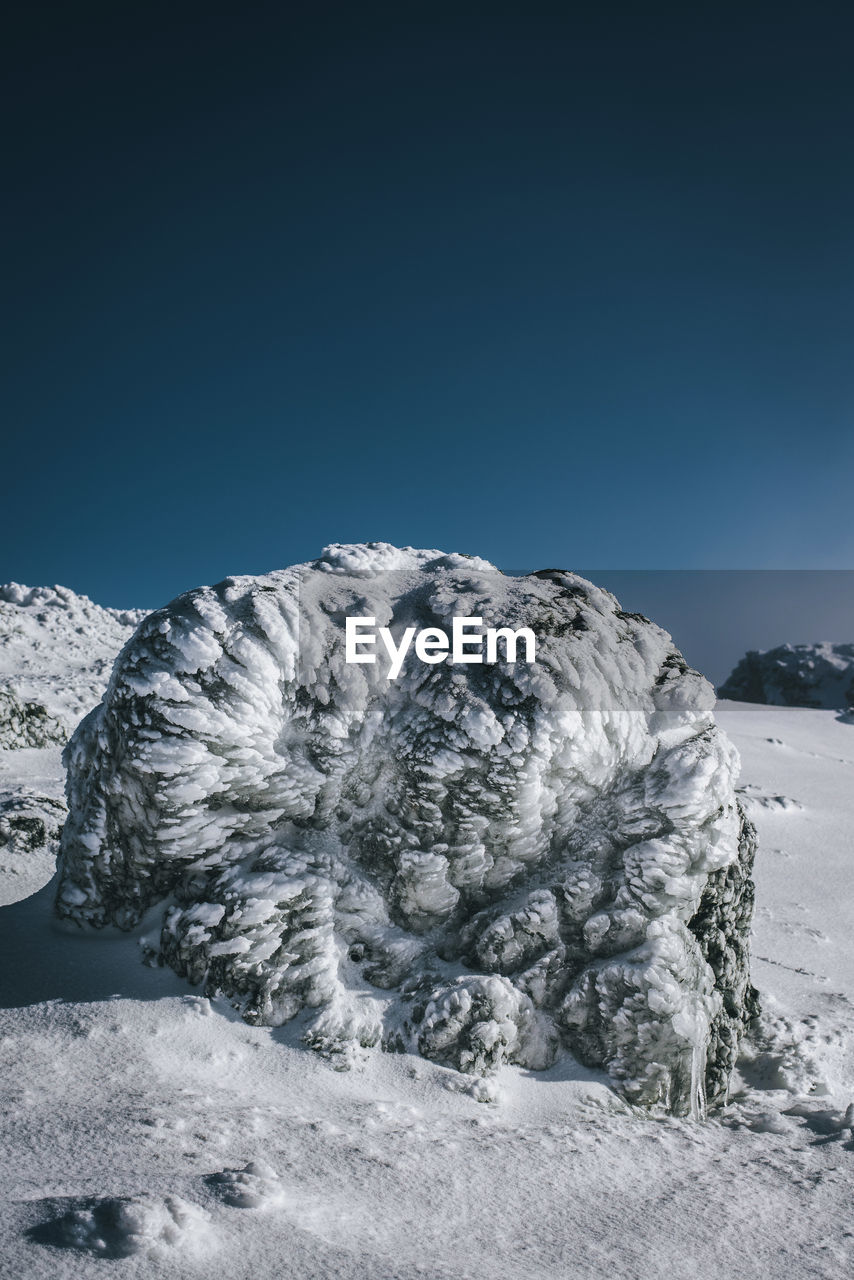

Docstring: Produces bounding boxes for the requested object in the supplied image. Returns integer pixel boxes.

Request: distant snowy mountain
[719,642,854,709]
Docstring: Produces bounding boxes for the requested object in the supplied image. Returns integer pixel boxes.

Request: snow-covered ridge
[0,582,145,629]
[0,582,148,903]
[0,582,147,733]
[719,642,854,710]
[56,544,758,1115]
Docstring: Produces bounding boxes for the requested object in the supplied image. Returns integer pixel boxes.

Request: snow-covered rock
[719,643,854,710]
[0,582,147,733]
[0,789,66,856]
[0,688,66,750]
[55,544,758,1115]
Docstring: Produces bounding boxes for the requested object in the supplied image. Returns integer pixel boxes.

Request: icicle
[690,1032,708,1122]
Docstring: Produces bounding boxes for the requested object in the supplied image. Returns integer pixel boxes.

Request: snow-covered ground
[0,588,852,1278]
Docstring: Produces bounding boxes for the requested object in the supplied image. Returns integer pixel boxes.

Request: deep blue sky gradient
[3,2,854,609]
[582,571,854,686]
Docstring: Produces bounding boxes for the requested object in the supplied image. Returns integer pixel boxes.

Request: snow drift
[720,642,854,710]
[29,1194,211,1258]
[55,544,758,1115]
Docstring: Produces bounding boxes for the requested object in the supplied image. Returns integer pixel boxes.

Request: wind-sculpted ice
[56,544,758,1115]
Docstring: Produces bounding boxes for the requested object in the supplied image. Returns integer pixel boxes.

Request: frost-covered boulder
[0,789,66,855]
[55,544,758,1115]
[719,643,854,710]
[0,687,66,749]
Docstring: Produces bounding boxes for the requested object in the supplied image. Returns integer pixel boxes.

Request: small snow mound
[442,1070,503,1104]
[206,1160,284,1208]
[738,785,803,814]
[30,1193,211,1258]
[747,1110,795,1134]
[737,1013,832,1098]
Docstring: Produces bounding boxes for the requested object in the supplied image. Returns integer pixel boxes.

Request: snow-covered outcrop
[0,583,147,735]
[55,544,758,1115]
[0,688,66,750]
[719,643,854,710]
[0,581,142,629]
[0,789,66,856]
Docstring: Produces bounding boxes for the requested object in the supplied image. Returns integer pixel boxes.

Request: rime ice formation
[0,789,66,857]
[720,643,854,710]
[0,687,66,750]
[55,544,758,1115]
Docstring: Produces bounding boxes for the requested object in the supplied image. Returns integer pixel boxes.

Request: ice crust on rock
[720,642,854,710]
[0,687,67,750]
[0,788,66,855]
[55,544,758,1114]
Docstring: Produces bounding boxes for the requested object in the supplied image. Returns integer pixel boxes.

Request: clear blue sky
[583,571,854,686]
[3,2,853,609]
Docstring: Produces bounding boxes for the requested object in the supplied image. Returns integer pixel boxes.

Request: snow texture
[55,544,757,1115]
[720,642,854,710]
